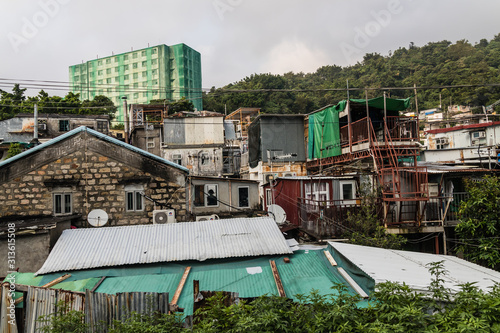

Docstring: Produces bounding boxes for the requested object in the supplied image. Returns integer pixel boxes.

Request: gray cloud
[1,0,499,96]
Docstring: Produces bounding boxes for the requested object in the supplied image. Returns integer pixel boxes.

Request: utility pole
[123,97,129,143]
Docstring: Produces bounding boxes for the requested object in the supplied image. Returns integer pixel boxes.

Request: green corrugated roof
[6,250,370,315]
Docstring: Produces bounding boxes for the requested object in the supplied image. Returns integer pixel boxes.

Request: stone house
[0,126,189,227]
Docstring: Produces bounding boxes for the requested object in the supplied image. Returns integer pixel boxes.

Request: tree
[149,97,195,114]
[342,184,407,250]
[6,143,23,158]
[456,175,500,269]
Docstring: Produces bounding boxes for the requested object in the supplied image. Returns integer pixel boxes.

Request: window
[147,137,155,148]
[172,153,182,165]
[133,52,138,59]
[97,120,107,132]
[304,182,330,211]
[133,93,139,99]
[115,67,119,72]
[54,191,72,215]
[200,152,210,165]
[152,48,157,54]
[339,180,356,205]
[133,73,139,79]
[124,64,129,71]
[59,120,69,132]
[141,50,146,57]
[125,185,144,211]
[142,61,147,67]
[133,83,139,88]
[97,60,103,66]
[106,68,111,74]
[194,184,219,207]
[142,71,147,77]
[152,59,157,65]
[436,137,449,150]
[124,75,129,81]
[106,58,111,64]
[152,69,158,76]
[98,70,103,76]
[238,187,249,208]
[124,55,129,60]
[106,78,111,84]
[133,63,138,69]
[266,188,273,207]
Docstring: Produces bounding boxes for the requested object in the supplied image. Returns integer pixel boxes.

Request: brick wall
[0,150,187,226]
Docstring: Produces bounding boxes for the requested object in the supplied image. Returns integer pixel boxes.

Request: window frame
[59,120,70,132]
[238,186,250,208]
[339,180,356,205]
[125,184,144,212]
[193,184,219,207]
[53,190,72,216]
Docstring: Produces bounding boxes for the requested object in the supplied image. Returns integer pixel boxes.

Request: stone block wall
[0,150,187,226]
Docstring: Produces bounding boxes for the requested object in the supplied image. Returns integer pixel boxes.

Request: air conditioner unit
[282,172,296,177]
[196,214,219,222]
[264,174,274,184]
[153,209,176,224]
[478,132,486,138]
[236,124,242,132]
[421,183,439,197]
[38,123,47,131]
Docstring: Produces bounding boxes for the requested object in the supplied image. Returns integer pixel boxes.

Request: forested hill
[203,34,500,114]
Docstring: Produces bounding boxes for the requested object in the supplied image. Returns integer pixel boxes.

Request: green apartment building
[69,43,202,122]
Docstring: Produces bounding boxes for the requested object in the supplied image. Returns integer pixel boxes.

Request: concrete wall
[0,233,50,277]
[189,178,260,217]
[164,117,224,145]
[164,148,223,176]
[131,127,162,157]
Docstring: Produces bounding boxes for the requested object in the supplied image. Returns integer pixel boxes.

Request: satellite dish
[267,204,286,225]
[87,209,109,227]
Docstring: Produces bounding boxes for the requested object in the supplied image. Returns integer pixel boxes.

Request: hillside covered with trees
[0,84,116,121]
[203,34,500,114]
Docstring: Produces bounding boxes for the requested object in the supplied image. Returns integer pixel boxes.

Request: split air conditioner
[153,209,176,224]
[196,214,219,222]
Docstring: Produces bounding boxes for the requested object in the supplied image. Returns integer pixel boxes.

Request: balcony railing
[297,198,381,238]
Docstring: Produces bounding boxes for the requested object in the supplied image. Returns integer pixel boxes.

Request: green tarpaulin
[308,106,342,160]
[308,97,411,159]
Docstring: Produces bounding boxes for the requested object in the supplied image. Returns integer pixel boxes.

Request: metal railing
[297,198,365,238]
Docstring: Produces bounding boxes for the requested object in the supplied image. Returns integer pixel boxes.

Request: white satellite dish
[87,209,109,227]
[267,204,286,225]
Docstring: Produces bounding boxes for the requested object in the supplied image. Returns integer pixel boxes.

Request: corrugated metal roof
[36,217,292,275]
[329,242,500,293]
[0,126,189,173]
[11,249,367,316]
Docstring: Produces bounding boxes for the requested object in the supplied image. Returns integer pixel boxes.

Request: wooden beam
[14,273,71,305]
[323,251,338,266]
[269,260,286,297]
[90,276,106,293]
[337,267,369,299]
[171,267,191,305]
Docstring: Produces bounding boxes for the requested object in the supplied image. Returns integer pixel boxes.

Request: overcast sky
[1,0,499,97]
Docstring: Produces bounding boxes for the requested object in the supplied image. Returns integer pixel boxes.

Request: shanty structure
[306,95,432,229]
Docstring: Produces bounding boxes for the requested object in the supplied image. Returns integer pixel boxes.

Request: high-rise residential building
[69,43,202,123]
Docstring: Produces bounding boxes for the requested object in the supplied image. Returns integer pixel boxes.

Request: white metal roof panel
[329,242,500,293]
[36,217,291,275]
